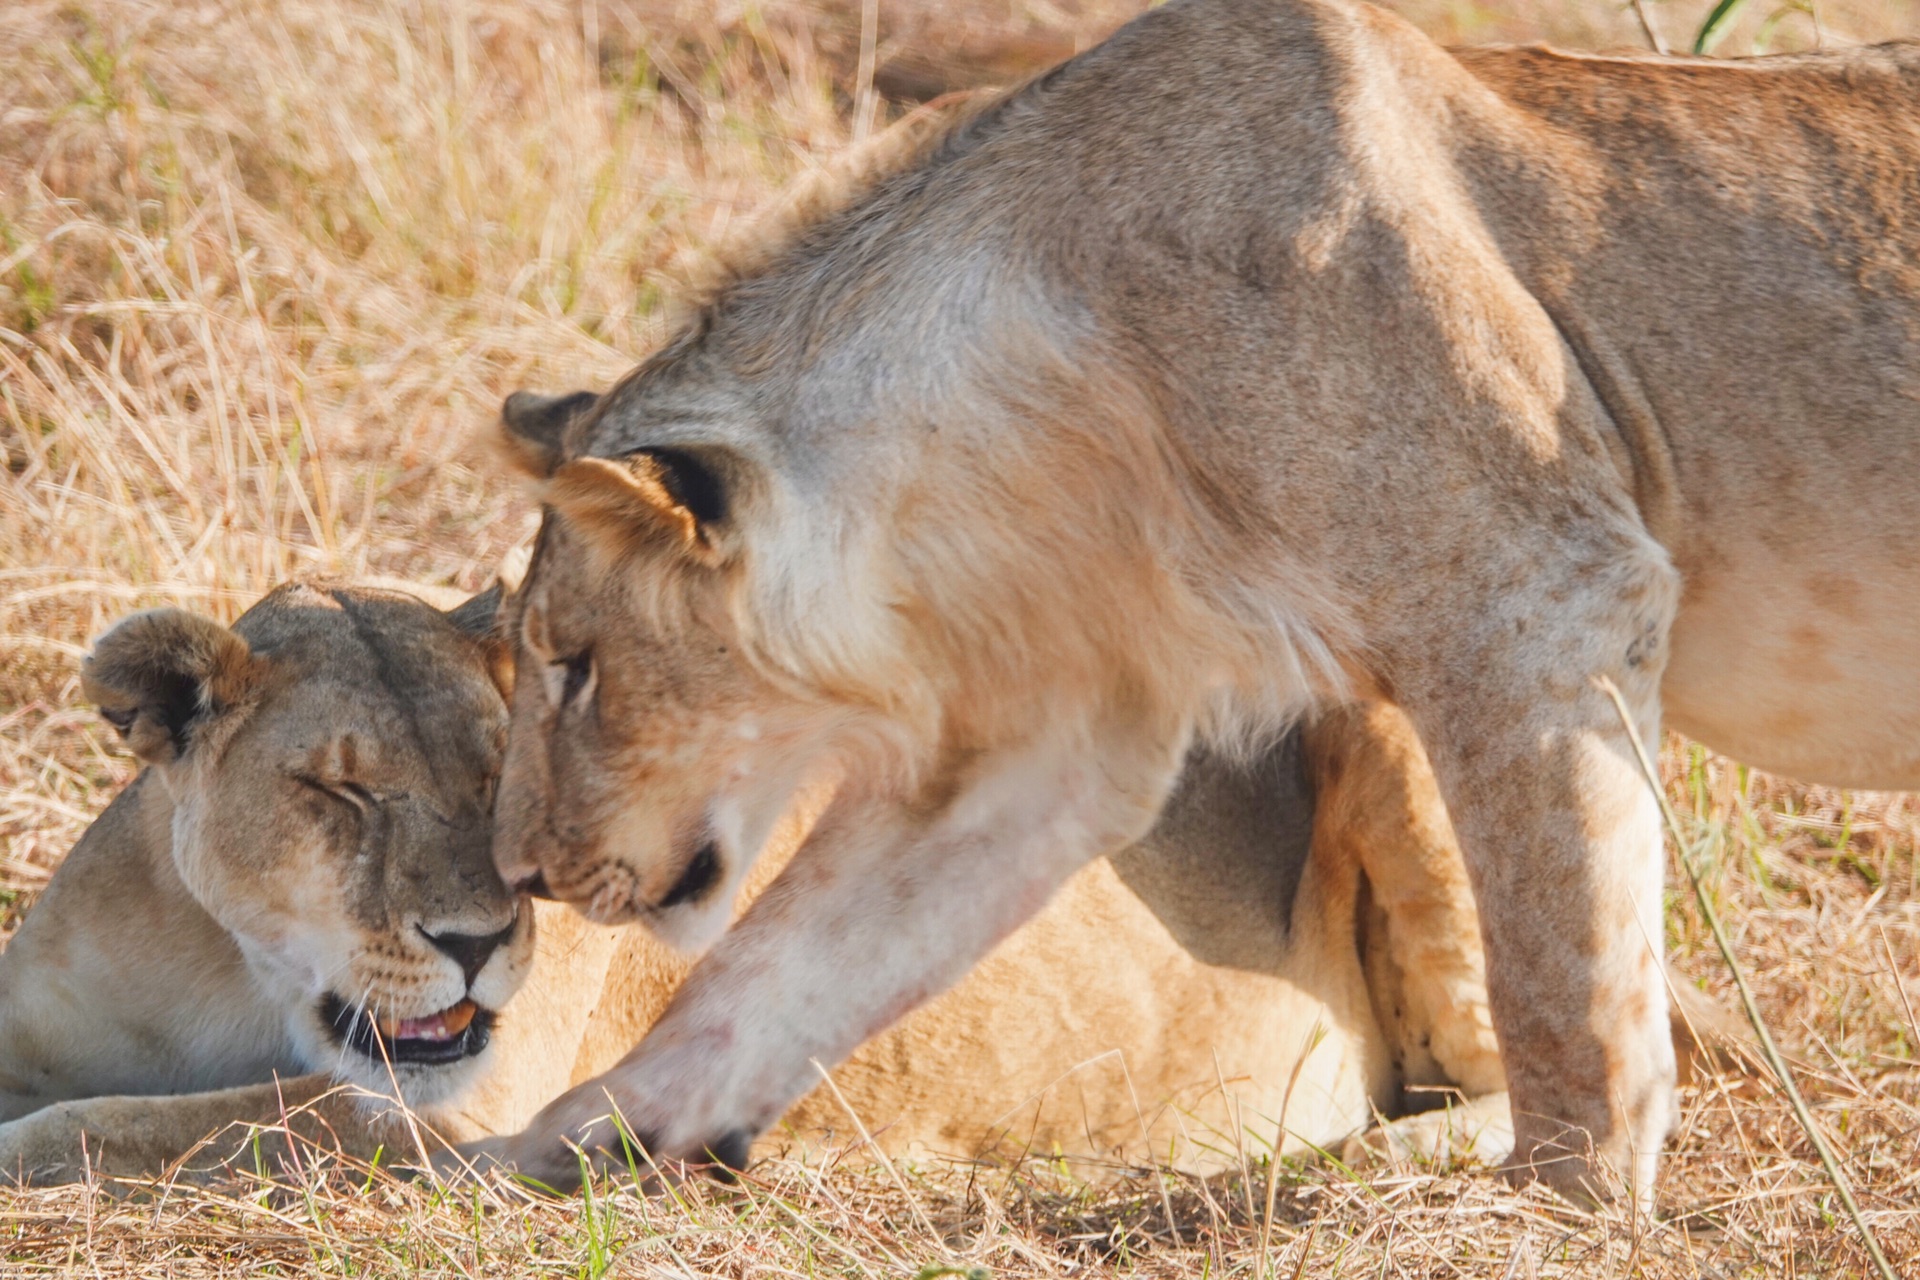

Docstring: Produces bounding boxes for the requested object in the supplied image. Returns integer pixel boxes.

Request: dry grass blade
[1257,1021,1323,1279]
[1601,676,1898,1280]
[1881,923,1920,1067]
[1631,0,1672,54]
[810,1057,947,1254]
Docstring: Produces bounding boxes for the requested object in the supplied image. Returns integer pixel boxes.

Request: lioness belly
[1462,35,1920,789]
[782,855,1386,1169]
[564,862,1387,1172]
[783,742,1392,1168]
[1665,548,1920,790]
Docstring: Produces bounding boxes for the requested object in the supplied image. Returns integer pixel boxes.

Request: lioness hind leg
[1341,1090,1517,1170]
[1310,700,1762,1183]
[1304,701,1504,1101]
[1344,985,1762,1176]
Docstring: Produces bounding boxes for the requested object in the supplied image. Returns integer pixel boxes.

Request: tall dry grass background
[3,0,1919,1274]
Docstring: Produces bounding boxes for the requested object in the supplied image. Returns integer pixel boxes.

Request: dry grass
[3,0,1919,1274]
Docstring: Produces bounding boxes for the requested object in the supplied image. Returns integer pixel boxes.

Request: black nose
[421,920,517,987]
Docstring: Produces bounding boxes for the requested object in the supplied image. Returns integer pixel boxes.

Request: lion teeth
[377,999,478,1042]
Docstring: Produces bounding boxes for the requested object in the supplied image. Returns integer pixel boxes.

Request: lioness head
[488,324,1216,952]
[485,392,840,950]
[82,583,531,1103]
[482,104,1312,952]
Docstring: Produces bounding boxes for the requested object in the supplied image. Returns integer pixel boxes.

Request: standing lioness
[461,0,1920,1204]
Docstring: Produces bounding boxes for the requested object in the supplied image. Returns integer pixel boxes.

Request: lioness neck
[0,773,298,1121]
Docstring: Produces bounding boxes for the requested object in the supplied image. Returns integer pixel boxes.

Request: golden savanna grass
[3,0,1919,1274]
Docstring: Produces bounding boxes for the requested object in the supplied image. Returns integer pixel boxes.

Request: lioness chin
[468,0,1920,1207]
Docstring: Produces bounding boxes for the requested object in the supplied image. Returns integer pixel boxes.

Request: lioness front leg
[451,729,1182,1191]
[1394,568,1678,1206]
[0,1075,389,1185]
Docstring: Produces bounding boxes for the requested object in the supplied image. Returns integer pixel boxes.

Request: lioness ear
[446,581,503,639]
[495,390,598,479]
[81,609,256,765]
[445,582,515,696]
[547,449,731,565]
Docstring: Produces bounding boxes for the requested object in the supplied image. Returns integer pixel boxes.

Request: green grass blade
[1693,0,1752,54]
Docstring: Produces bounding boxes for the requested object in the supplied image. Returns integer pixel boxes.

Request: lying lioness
[0,581,1523,1182]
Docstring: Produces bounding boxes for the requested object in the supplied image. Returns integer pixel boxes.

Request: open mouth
[318,994,495,1066]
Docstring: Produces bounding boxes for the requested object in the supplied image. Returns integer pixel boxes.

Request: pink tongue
[393,1013,454,1041]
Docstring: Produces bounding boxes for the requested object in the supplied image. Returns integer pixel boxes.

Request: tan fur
[474,1,1920,1204]
[0,585,537,1163]
[0,583,1521,1184]
[1305,702,1504,1103]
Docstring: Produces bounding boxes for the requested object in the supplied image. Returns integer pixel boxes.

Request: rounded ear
[636,447,727,528]
[81,609,256,765]
[445,581,503,639]
[444,581,514,696]
[495,390,598,479]
[548,450,732,566]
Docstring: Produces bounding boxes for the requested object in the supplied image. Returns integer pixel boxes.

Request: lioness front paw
[0,1103,97,1185]
[1341,1090,1516,1171]
[431,1124,754,1196]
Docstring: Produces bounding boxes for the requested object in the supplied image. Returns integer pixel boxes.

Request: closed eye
[293,774,376,811]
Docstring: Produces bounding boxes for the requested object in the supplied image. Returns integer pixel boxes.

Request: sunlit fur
[0,618,1748,1186]
[484,0,1920,1205]
[0,695,1574,1185]
[0,584,532,1122]
[496,203,1349,947]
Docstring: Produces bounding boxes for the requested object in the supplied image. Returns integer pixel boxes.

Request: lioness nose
[421,921,517,987]
[507,870,557,900]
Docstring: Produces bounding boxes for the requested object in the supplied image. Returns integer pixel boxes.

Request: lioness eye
[294,775,374,812]
[556,651,594,708]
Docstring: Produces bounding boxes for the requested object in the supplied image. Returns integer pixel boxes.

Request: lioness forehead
[236,581,465,662]
[231,582,504,751]
[236,582,454,653]
[513,516,610,624]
